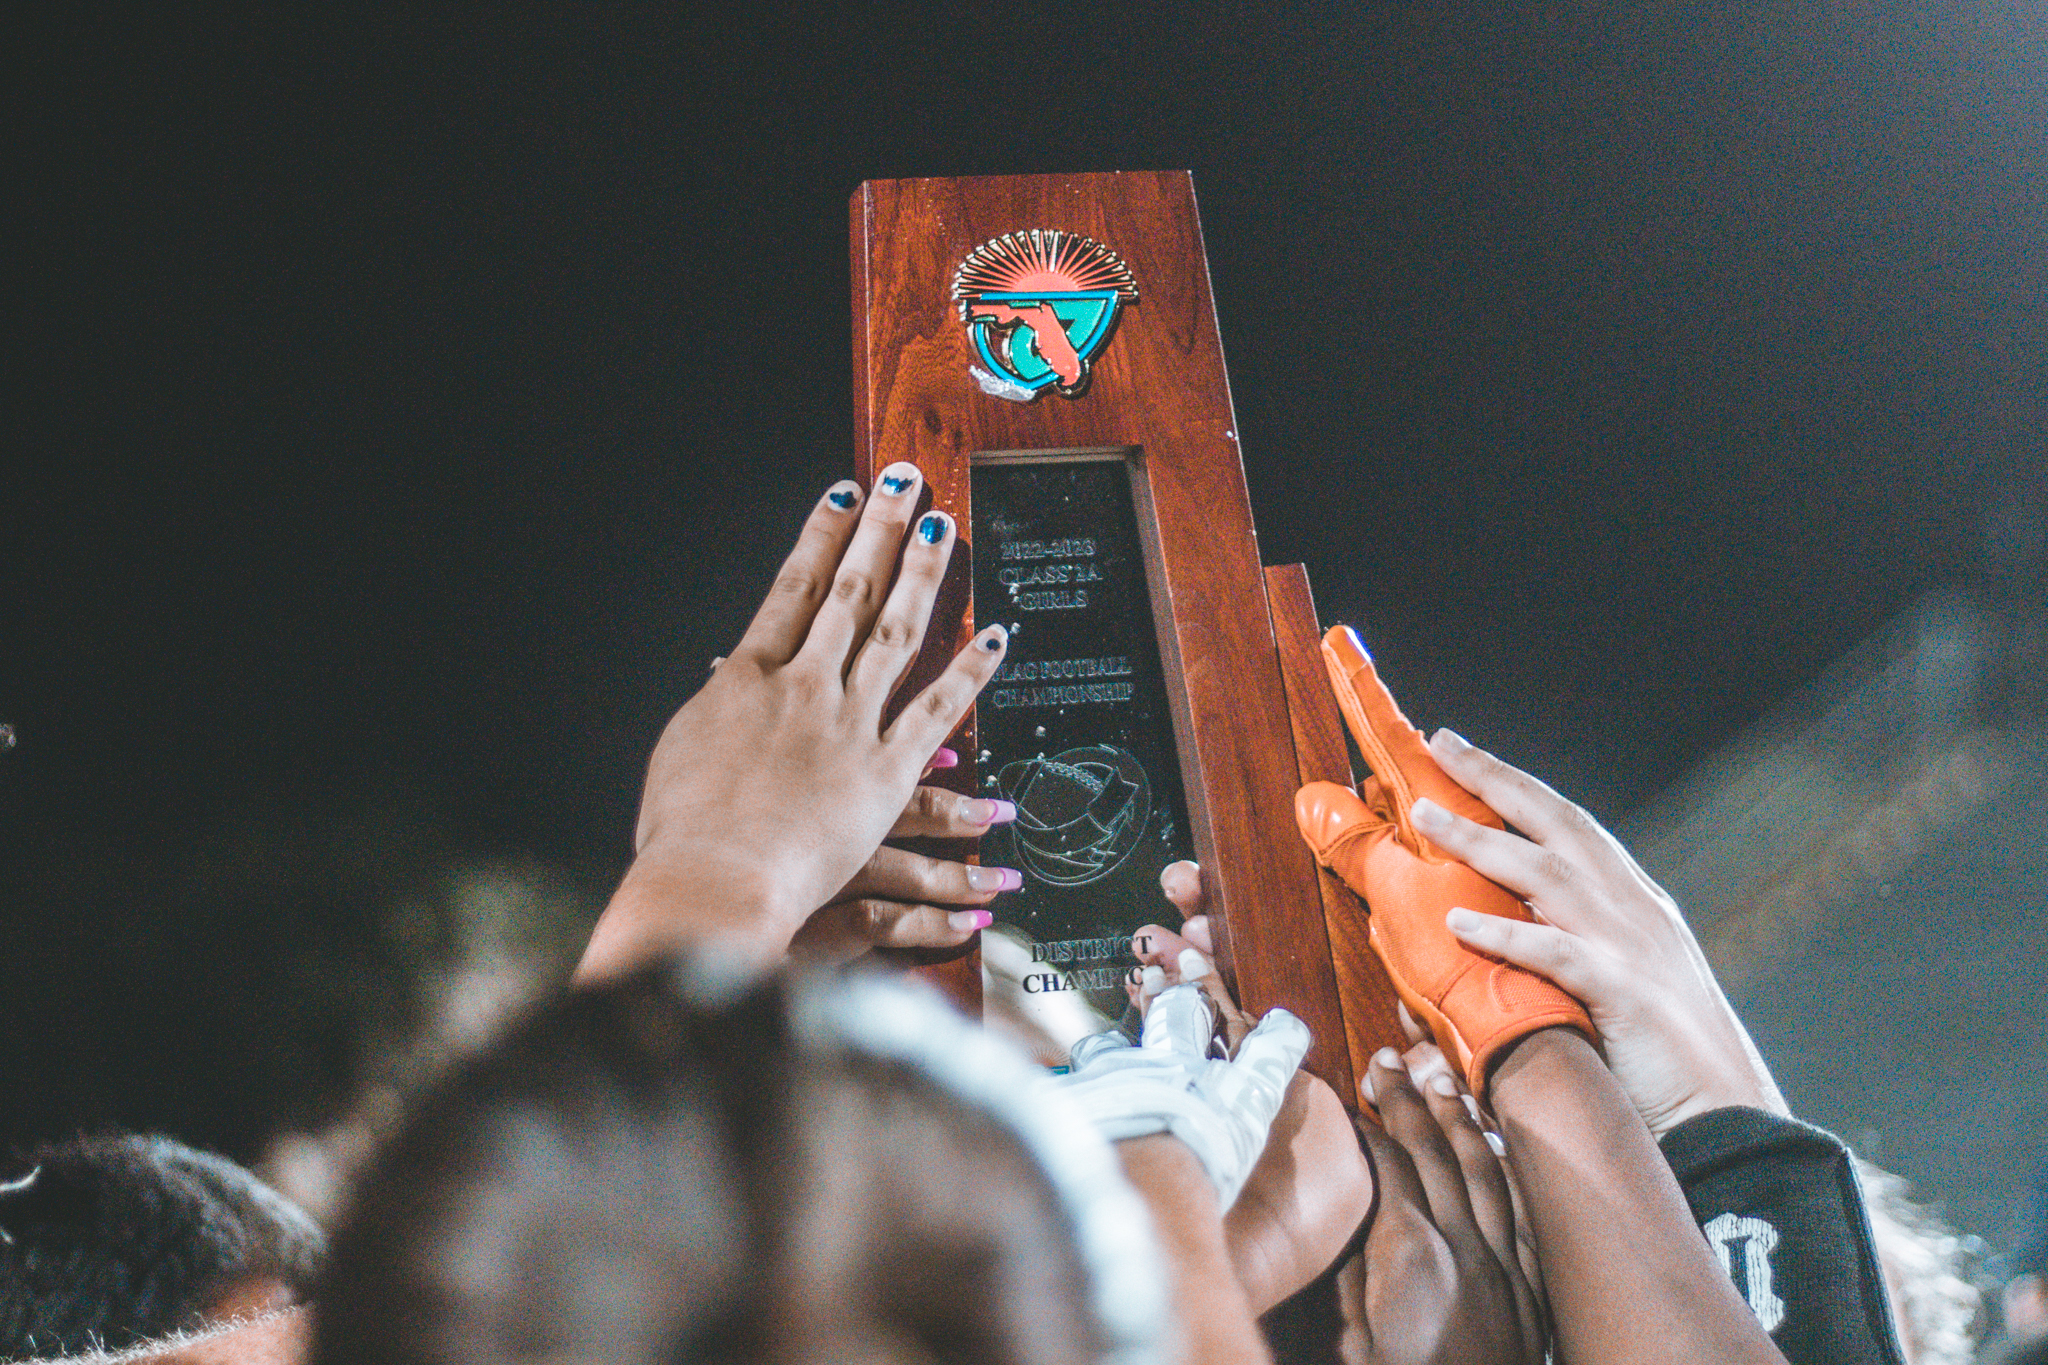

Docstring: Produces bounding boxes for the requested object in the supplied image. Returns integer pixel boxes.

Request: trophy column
[851,170,1400,1101]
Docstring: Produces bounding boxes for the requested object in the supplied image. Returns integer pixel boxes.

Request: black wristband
[1660,1106,1906,1365]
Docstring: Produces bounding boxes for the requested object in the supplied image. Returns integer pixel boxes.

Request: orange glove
[1295,626,1592,1095]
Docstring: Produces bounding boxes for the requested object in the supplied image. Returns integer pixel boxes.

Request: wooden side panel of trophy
[1266,564,1412,1089]
[849,171,1354,1100]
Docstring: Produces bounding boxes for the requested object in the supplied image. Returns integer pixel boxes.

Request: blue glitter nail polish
[827,487,857,510]
[880,473,914,495]
[917,513,947,544]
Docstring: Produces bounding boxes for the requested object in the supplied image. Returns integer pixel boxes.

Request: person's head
[312,962,1165,1365]
[0,1133,325,1359]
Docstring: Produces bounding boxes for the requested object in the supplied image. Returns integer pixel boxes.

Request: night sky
[4,7,2041,1160]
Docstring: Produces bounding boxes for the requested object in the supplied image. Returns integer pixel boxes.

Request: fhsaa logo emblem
[952,230,1138,401]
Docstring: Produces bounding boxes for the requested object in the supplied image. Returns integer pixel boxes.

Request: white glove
[1057,983,1310,1210]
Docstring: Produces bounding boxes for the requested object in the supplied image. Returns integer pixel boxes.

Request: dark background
[4,4,2041,1178]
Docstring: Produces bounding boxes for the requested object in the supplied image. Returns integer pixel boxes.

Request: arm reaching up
[578,463,1008,981]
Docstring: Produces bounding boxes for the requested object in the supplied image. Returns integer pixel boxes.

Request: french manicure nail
[825,481,860,510]
[965,798,1015,826]
[1429,1072,1459,1097]
[1445,907,1482,934]
[878,464,917,496]
[1375,1047,1403,1070]
[1411,797,1448,829]
[1360,1073,1378,1105]
[1177,947,1212,981]
[928,747,960,770]
[1139,964,1167,996]
[1485,1131,1508,1157]
[916,512,949,544]
[948,908,994,933]
[1461,1093,1483,1124]
[967,866,1023,893]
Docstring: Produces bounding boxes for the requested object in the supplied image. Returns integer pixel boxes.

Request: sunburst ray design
[952,230,1138,316]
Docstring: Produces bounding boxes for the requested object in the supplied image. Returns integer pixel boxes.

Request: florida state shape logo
[952,230,1138,401]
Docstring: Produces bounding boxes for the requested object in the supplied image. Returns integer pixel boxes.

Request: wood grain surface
[1266,563,1410,1104]
[849,172,1350,1091]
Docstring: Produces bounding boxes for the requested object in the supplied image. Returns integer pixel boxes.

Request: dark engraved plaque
[971,451,1194,1046]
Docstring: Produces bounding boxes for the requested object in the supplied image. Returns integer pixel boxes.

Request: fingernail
[1375,1047,1403,1070]
[1433,728,1470,752]
[1411,797,1449,829]
[1445,907,1482,934]
[825,480,860,510]
[878,463,918,496]
[929,746,960,770]
[967,866,1023,893]
[1359,1072,1378,1105]
[1461,1094,1483,1124]
[1429,1072,1459,1097]
[1139,965,1166,996]
[948,908,993,933]
[916,511,950,545]
[1485,1131,1508,1157]
[1177,948,1212,981]
[964,798,1015,826]
[979,624,1008,652]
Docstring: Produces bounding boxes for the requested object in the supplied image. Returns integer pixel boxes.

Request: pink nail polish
[928,746,960,770]
[996,867,1023,892]
[948,908,993,932]
[983,799,1017,825]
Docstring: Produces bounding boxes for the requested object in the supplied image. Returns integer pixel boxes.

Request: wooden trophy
[849,171,1406,1108]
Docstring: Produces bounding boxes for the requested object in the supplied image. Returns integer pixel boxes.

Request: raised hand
[1340,1050,1545,1365]
[1412,728,1789,1136]
[1061,982,1310,1212]
[577,463,1008,981]
[1131,861,1375,1315]
[1294,626,1591,1093]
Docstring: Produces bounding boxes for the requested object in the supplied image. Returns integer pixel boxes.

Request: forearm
[574,851,797,984]
[1117,1135,1274,1365]
[1488,1028,1787,1365]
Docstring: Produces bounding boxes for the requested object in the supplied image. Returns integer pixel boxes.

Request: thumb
[1295,781,1384,864]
